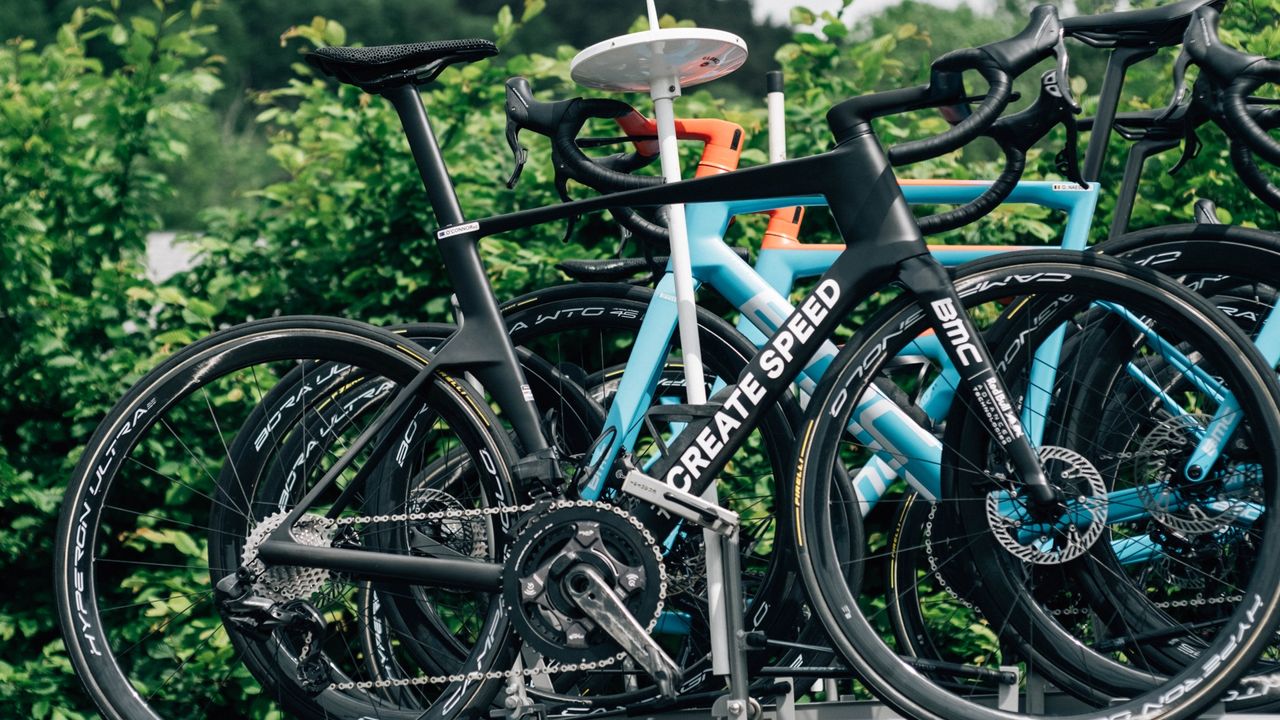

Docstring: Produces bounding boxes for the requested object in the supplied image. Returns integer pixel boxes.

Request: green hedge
[1,0,1278,715]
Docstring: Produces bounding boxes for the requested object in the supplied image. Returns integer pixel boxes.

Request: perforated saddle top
[307,39,498,91]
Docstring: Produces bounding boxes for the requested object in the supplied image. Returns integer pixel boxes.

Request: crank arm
[622,469,740,536]
[564,564,682,698]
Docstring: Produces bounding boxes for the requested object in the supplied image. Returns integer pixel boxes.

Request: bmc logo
[930,299,981,367]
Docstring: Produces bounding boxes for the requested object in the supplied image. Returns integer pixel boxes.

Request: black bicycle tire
[54,316,519,720]
[885,225,1280,709]
[794,251,1280,720]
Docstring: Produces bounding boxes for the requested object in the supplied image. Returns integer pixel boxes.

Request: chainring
[503,501,664,664]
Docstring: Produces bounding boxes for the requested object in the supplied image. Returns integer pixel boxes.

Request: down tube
[580,275,683,499]
[689,202,947,507]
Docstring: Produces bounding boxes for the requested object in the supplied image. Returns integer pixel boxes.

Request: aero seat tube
[382,82,552,455]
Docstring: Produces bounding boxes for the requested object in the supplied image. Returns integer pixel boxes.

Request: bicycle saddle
[307,39,498,91]
[1063,0,1222,48]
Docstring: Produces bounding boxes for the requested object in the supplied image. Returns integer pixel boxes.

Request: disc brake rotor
[1134,413,1258,535]
[987,445,1107,565]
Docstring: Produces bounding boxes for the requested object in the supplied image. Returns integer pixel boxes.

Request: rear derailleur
[215,570,331,693]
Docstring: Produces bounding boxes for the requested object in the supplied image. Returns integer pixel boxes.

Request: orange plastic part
[612,112,807,245]
[761,206,807,249]
[613,112,745,177]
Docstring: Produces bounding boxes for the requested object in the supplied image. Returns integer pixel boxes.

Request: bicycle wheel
[794,250,1280,719]
[216,285,827,712]
[886,226,1280,709]
[1035,229,1280,707]
[55,316,517,720]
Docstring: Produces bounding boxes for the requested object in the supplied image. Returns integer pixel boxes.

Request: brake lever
[1043,52,1086,188]
[506,116,529,189]
[1055,113,1087,188]
[504,78,534,189]
[1052,35,1081,115]
[553,165,579,243]
[1168,75,1217,176]
[1168,127,1202,176]
[1155,50,1192,124]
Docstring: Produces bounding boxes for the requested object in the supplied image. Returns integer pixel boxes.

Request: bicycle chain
[1048,593,1243,618]
[923,502,979,612]
[326,500,668,692]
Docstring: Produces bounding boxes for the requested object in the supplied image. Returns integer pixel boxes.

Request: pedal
[621,469,739,536]
[564,564,682,698]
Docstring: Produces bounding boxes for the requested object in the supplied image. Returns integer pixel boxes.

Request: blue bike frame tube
[581,275,683,499]
[1185,302,1280,477]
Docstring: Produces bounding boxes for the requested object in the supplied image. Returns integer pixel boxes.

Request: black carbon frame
[258,85,1057,588]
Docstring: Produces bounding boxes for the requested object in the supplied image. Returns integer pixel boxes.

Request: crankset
[503,501,682,697]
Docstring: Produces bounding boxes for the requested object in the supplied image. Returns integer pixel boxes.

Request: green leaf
[186,298,217,320]
[790,6,816,26]
[189,70,223,95]
[494,5,515,44]
[322,19,346,47]
[130,17,157,38]
[108,24,128,45]
[156,287,186,305]
[522,0,546,22]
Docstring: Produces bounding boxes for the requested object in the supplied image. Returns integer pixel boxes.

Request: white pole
[644,0,722,673]
[766,70,786,163]
[649,82,708,406]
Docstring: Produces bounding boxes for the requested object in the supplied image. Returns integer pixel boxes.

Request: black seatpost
[382,83,466,226]
[1107,136,1181,239]
[1082,46,1158,182]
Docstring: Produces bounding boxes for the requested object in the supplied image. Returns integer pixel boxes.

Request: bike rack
[594,675,1240,720]
[569,8,755,718]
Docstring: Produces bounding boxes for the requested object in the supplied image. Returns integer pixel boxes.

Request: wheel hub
[406,485,489,560]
